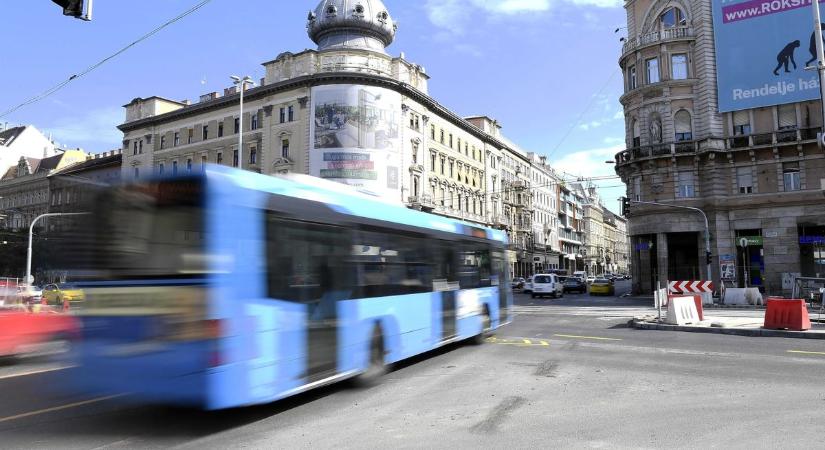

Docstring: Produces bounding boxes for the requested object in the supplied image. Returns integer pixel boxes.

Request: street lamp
[230,75,255,170]
[26,213,88,286]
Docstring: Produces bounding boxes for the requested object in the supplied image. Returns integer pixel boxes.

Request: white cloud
[44,107,123,151]
[426,0,621,33]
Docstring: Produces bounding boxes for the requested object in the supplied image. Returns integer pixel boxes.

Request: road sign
[738,236,763,247]
[668,280,714,294]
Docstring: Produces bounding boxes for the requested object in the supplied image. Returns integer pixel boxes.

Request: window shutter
[733,111,749,126]
[778,105,797,129]
[674,111,692,133]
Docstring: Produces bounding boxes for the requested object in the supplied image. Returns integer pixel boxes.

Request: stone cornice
[118,72,515,157]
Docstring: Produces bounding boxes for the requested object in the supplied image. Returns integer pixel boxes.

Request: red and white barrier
[668,281,713,294]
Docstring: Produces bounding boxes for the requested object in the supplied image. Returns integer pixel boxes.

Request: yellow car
[589,278,615,296]
[42,283,85,306]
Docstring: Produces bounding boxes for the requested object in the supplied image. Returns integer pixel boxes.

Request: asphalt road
[1,280,824,449]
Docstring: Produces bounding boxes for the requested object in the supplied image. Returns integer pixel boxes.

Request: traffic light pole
[629,200,712,283]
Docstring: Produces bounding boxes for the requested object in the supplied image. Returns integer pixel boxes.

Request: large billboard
[713,0,824,112]
[309,84,402,199]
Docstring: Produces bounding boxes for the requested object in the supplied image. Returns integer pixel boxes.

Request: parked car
[589,278,616,296]
[42,283,85,307]
[511,277,526,289]
[531,274,564,298]
[563,277,587,294]
[523,276,534,294]
[16,286,42,305]
[585,276,596,284]
[623,274,632,280]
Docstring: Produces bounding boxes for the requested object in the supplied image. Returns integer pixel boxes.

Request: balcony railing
[723,127,821,150]
[621,27,694,54]
[616,128,822,166]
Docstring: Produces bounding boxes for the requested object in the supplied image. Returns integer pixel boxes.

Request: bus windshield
[87,179,206,280]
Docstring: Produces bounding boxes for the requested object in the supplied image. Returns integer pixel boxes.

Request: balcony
[723,127,821,150]
[621,27,694,56]
[615,129,821,166]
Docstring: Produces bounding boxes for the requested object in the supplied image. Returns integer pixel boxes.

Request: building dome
[307,0,397,54]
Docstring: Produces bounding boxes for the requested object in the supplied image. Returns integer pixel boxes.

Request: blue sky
[0,0,628,211]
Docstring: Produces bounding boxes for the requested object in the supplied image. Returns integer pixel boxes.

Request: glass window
[676,171,694,198]
[671,54,688,80]
[217,152,223,165]
[430,153,436,171]
[202,125,208,140]
[250,147,257,165]
[627,65,637,90]
[733,111,751,135]
[674,110,693,141]
[280,107,286,124]
[233,150,239,167]
[737,167,753,194]
[186,158,192,172]
[783,162,801,191]
[251,112,259,130]
[282,139,290,158]
[160,135,166,149]
[660,7,686,28]
[188,129,193,144]
[646,58,660,84]
[174,132,180,146]
[218,122,224,138]
[159,163,164,175]
[234,118,240,134]
[288,105,295,122]
[172,161,178,175]
[632,119,641,147]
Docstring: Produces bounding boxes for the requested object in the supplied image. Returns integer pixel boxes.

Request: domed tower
[307,0,396,54]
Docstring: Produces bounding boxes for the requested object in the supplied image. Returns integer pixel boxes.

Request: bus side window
[265,213,353,303]
[458,241,492,289]
[350,228,434,298]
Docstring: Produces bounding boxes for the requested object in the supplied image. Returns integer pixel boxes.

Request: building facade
[615,0,825,295]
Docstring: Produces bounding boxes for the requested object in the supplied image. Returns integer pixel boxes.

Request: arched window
[674,110,693,141]
[660,7,686,29]
[632,119,641,147]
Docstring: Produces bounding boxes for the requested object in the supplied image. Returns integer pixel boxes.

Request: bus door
[266,212,350,383]
[433,241,459,341]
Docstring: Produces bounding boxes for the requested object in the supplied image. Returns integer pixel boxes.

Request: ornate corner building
[615,0,825,295]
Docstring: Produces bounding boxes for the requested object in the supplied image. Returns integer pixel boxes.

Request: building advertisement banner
[713,0,825,112]
[310,84,402,199]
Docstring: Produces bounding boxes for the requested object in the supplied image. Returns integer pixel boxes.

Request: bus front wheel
[353,326,386,387]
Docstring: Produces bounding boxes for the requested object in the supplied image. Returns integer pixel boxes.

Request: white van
[531,274,564,299]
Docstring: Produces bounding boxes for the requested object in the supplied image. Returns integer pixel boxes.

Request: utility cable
[0,0,215,119]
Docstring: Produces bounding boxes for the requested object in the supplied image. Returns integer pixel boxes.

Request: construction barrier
[723,287,764,306]
[669,280,714,294]
[763,299,811,331]
[666,296,701,325]
[670,294,704,321]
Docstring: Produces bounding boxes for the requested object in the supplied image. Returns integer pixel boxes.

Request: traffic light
[51,0,91,20]
[705,251,712,265]
[620,197,630,216]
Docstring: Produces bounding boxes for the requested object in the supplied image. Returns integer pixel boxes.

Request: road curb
[631,319,825,339]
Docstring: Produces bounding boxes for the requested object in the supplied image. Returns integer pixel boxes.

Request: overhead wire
[0,0,215,120]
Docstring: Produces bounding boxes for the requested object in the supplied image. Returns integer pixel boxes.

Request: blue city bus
[68,166,512,409]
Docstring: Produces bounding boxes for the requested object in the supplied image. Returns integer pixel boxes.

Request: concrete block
[724,288,764,306]
[666,296,700,325]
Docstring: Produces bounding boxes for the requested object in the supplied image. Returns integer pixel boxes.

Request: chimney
[224,86,238,96]
[181,99,191,106]
[199,91,221,103]
[540,156,547,166]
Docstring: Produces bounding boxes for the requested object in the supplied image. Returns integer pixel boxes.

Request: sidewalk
[632,312,825,339]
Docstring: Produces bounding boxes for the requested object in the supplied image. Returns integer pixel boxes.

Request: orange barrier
[669,294,703,321]
[764,299,811,331]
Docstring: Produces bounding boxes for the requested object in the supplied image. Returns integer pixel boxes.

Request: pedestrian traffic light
[620,197,630,216]
[51,0,91,20]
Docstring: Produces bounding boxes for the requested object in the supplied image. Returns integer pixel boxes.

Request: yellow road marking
[540,341,550,346]
[0,366,72,381]
[523,339,532,344]
[553,334,622,341]
[0,394,123,424]
[787,350,825,356]
[485,337,550,347]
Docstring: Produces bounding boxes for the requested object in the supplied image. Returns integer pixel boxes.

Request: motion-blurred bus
[67,166,512,409]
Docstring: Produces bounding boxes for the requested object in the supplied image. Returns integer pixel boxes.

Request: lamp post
[26,213,88,286]
[230,75,255,170]
[811,0,825,134]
